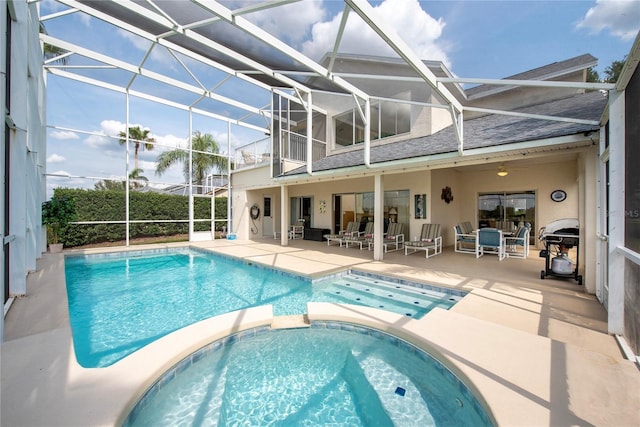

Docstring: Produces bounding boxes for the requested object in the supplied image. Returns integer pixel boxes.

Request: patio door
[290,196,313,228]
[478,191,536,244]
[263,196,273,237]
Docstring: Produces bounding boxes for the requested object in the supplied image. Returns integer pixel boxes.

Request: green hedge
[52,188,228,247]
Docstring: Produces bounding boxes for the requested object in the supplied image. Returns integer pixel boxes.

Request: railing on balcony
[234,137,271,170]
[282,131,326,163]
[234,133,327,172]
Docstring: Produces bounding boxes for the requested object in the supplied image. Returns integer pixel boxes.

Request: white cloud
[84,133,112,149]
[84,120,145,149]
[137,160,157,173]
[246,1,327,44]
[49,130,79,140]
[577,0,640,40]
[41,0,66,14]
[101,119,128,136]
[302,0,449,64]
[154,133,188,150]
[47,154,66,163]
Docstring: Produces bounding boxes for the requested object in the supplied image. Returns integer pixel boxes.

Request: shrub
[53,188,228,247]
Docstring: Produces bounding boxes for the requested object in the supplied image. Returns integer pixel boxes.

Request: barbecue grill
[538,218,582,285]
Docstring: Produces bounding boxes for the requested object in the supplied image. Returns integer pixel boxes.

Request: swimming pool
[65,248,463,367]
[124,324,493,426]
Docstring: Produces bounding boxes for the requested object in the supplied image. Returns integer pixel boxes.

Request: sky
[41,0,640,196]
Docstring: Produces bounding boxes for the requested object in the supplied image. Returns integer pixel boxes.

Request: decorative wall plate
[550,190,566,202]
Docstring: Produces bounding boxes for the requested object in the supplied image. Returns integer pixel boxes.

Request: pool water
[65,249,462,367]
[125,325,493,426]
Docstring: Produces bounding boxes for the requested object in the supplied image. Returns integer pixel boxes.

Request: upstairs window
[334,98,411,147]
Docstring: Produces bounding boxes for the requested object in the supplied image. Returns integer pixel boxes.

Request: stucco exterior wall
[449,158,580,247]
[232,152,590,257]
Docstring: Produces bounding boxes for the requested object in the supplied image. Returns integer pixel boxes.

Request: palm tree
[40,23,69,65]
[94,169,149,191]
[155,131,229,194]
[94,179,125,191]
[118,126,155,171]
[128,168,149,189]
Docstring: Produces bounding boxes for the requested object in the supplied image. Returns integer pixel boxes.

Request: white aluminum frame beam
[40,34,267,119]
[78,0,318,96]
[344,0,463,152]
[46,68,269,134]
[345,0,463,114]
[438,77,615,91]
[328,4,351,74]
[193,0,370,101]
[52,0,287,95]
[464,106,600,126]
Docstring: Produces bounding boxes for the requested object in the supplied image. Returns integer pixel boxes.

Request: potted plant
[42,194,76,253]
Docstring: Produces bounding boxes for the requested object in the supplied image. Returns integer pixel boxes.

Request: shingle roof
[284,90,607,175]
[466,54,598,99]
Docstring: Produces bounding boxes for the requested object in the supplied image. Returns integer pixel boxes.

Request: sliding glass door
[290,196,313,227]
[333,190,410,233]
[478,191,536,244]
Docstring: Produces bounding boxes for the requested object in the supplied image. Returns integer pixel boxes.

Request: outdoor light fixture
[497,164,508,177]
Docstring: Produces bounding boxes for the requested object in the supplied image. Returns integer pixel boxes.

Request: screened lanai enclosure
[40,0,474,247]
[3,0,640,365]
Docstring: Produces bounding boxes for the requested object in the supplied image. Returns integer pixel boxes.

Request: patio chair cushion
[461,221,474,235]
[407,223,441,247]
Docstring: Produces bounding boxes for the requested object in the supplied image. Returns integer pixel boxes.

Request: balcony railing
[234,133,326,172]
[282,131,326,163]
[234,137,271,170]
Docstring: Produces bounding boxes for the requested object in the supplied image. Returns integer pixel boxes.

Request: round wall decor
[550,190,566,202]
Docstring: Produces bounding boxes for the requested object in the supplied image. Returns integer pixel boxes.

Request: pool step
[324,274,457,317]
[346,273,462,302]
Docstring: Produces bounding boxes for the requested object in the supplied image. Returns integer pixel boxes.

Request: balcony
[234,132,327,172]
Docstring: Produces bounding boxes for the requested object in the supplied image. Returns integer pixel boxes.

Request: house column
[373,173,384,260]
[280,185,289,246]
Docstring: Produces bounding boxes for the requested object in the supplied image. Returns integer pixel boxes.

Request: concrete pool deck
[2,239,639,426]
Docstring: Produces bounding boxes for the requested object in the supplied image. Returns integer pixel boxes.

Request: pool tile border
[65,247,188,260]
[124,322,492,427]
